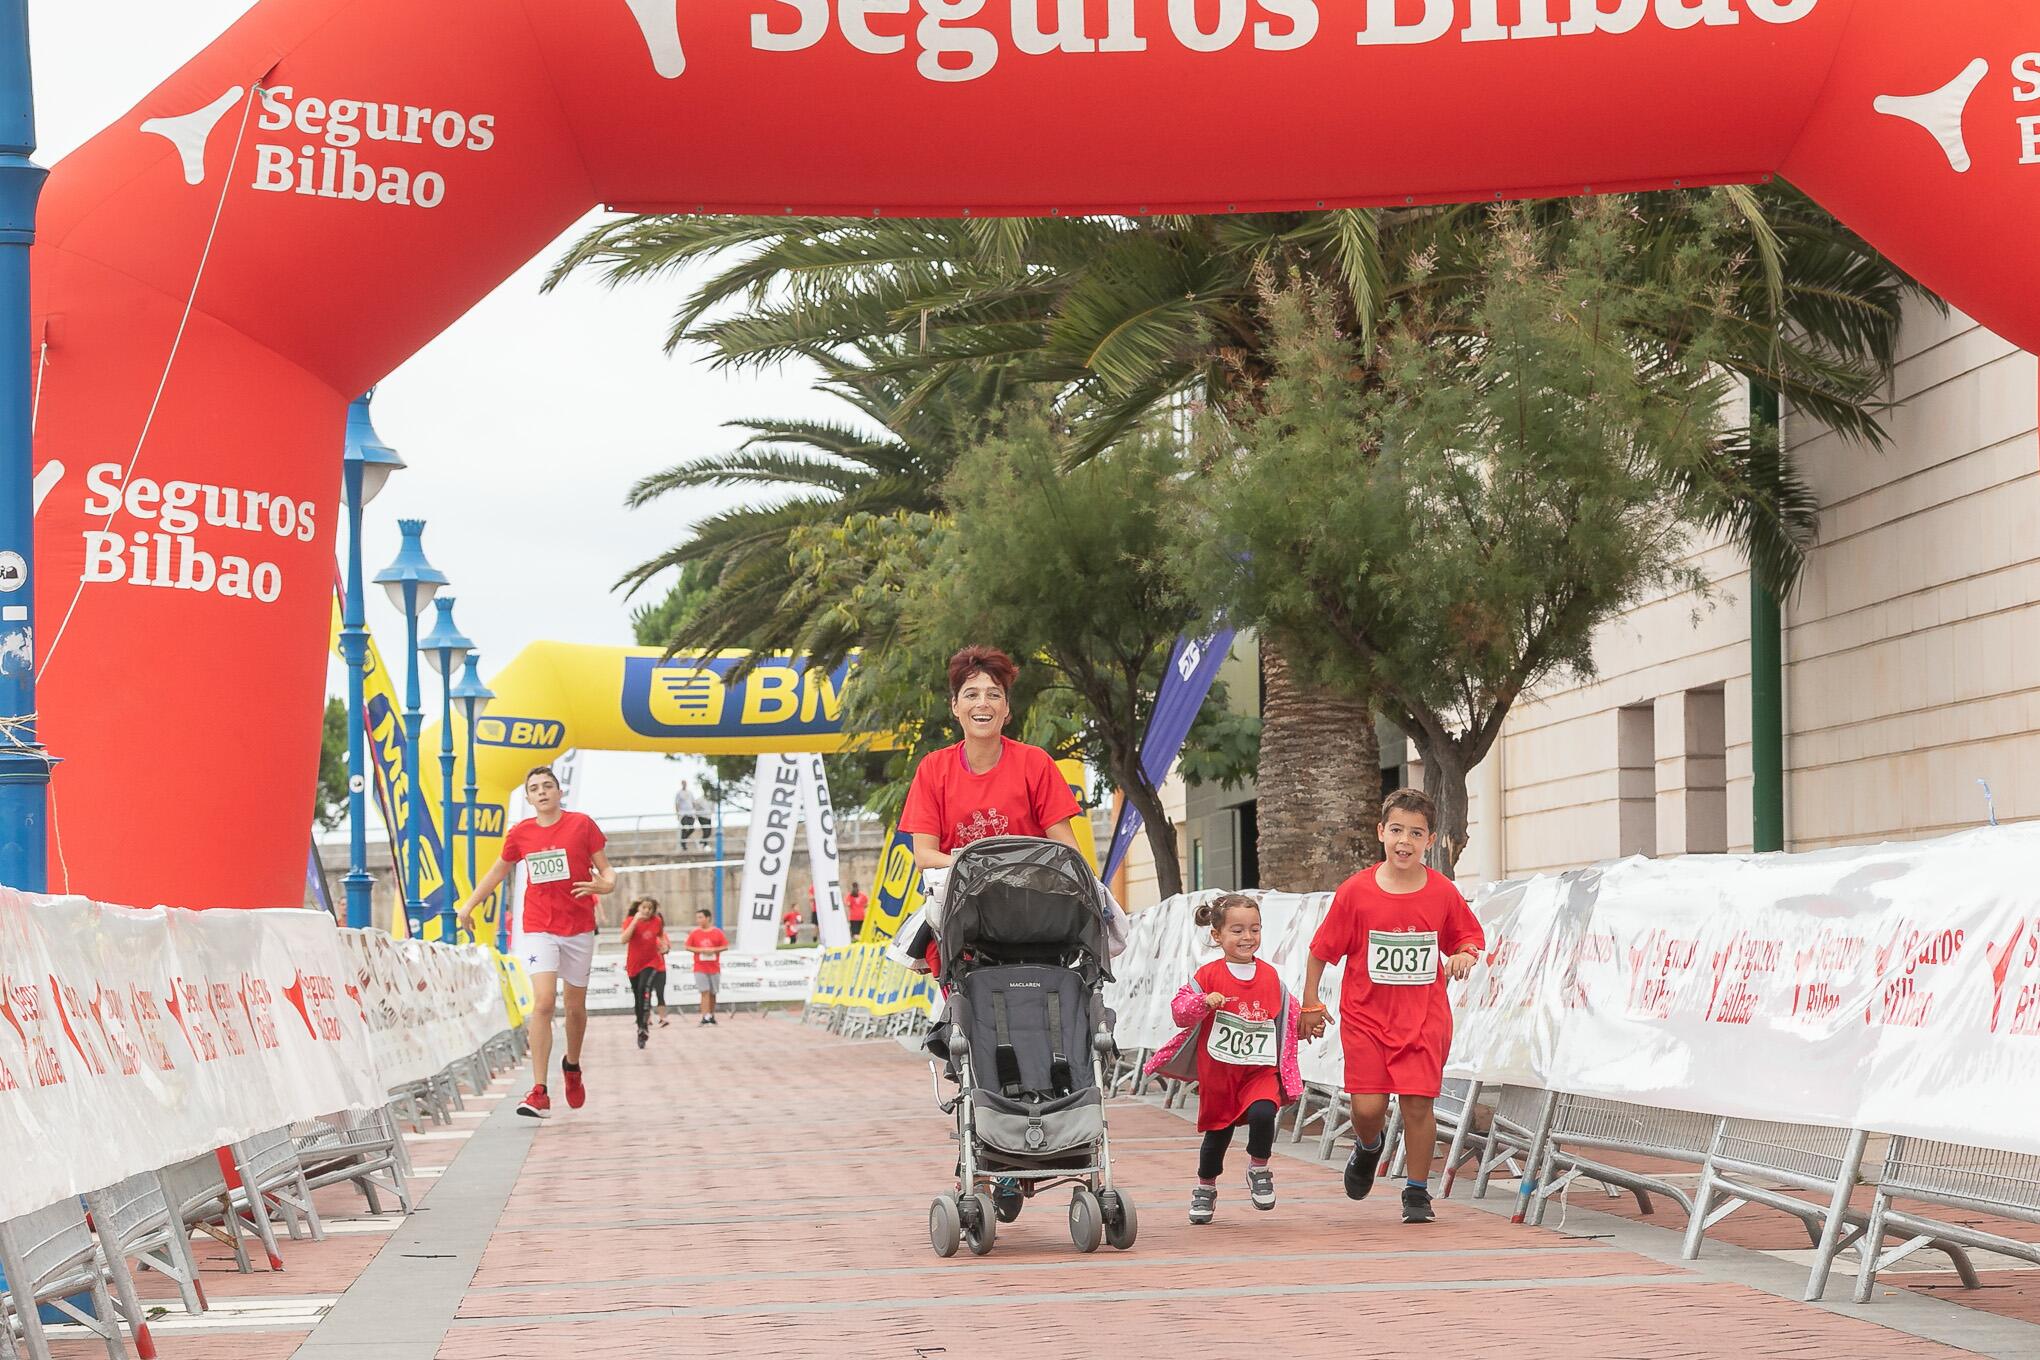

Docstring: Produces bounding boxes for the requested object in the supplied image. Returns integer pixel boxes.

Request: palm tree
[619,346,1015,662]
[556,186,1921,888]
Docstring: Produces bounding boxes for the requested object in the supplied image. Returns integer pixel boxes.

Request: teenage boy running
[1299,788,1483,1224]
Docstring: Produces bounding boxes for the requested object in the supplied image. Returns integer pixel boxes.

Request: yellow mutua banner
[808,943,938,1018]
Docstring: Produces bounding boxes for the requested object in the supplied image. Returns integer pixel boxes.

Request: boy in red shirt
[686,908,729,1025]
[1300,788,1483,1224]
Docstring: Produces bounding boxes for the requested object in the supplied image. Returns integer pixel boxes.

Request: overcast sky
[33,2,848,823]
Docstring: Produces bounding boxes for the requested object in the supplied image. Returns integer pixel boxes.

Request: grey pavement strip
[461,1243,1624,1295]
[450,1273,1686,1326]
[292,1094,536,1360]
[1241,1100,2040,1360]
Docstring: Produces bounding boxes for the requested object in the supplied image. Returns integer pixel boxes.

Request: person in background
[675,779,707,852]
[622,896,668,1049]
[686,908,728,1025]
[845,880,870,939]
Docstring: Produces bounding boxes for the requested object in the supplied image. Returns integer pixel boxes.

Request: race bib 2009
[525,849,571,885]
[1367,930,1438,986]
[1206,1009,1278,1067]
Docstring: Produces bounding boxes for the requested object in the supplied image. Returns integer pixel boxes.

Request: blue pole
[463,700,479,942]
[400,581,424,931]
[0,0,48,894]
[712,788,724,930]
[339,458,373,929]
[437,663,456,941]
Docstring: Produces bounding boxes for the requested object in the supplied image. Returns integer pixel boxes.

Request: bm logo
[474,715,565,750]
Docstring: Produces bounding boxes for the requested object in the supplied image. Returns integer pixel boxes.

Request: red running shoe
[562,1060,586,1110]
[516,1084,550,1119]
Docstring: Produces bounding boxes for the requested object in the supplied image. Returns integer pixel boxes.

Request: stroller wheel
[964,1192,999,1256]
[929,1195,962,1258]
[1068,1187,1104,1254]
[1100,1189,1138,1251]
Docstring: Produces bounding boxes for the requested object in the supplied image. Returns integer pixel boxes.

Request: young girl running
[1144,894,1303,1224]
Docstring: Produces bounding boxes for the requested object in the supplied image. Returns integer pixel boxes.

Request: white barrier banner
[1105,825,2040,1159]
[335,928,506,1089]
[0,893,378,1223]
[585,949,821,1013]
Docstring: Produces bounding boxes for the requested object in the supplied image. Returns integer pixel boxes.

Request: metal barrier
[1854,1137,2034,1303]
[1518,1094,1713,1227]
[0,1197,134,1360]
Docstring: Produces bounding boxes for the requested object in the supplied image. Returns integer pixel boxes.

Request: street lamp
[450,653,495,946]
[374,520,444,934]
[339,393,405,930]
[421,595,472,942]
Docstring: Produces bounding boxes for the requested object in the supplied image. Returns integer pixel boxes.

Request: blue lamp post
[450,653,494,944]
[339,394,404,929]
[374,521,444,932]
[421,596,472,942]
[0,1,48,894]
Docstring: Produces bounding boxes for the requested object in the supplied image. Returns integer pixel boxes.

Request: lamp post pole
[0,0,48,893]
[453,653,494,944]
[376,520,445,934]
[421,595,472,943]
[340,395,403,929]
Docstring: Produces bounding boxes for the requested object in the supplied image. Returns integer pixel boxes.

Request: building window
[1617,704,1657,858]
[1191,838,1205,891]
[1236,802,1259,890]
[1683,687,1729,855]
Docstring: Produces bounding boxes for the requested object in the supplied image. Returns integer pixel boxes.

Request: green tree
[1189,201,1754,869]
[315,697,349,831]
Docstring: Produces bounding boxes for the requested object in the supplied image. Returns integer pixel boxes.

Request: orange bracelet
[1300,1004,1328,1015]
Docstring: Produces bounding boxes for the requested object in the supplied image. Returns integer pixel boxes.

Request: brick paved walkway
[47,1012,2040,1359]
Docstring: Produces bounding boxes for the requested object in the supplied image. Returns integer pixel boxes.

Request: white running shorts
[522,931,596,988]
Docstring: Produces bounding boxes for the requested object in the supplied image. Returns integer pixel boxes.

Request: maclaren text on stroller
[925,837,1137,1257]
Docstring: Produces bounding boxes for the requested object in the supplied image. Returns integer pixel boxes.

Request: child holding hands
[1144,893,1303,1224]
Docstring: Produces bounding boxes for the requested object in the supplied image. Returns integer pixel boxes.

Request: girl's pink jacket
[1141,975,1305,1105]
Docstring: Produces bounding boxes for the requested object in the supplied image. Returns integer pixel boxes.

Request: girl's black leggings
[1199,1099,1278,1179]
[630,968,662,1030]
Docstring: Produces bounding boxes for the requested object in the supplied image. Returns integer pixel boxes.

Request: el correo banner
[799,754,850,948]
[0,890,503,1223]
[736,754,802,953]
[1105,824,2040,1159]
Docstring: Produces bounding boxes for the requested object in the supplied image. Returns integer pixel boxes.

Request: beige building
[1124,300,2039,906]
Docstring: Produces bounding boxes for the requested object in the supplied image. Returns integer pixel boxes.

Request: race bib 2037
[1367,930,1438,986]
[1206,1009,1278,1067]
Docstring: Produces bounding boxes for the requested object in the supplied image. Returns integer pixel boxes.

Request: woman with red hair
[900,646,1084,870]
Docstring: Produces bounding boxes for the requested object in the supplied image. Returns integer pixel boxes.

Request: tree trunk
[1124,774,1184,901]
[1412,733,1473,873]
[1255,636,1382,892]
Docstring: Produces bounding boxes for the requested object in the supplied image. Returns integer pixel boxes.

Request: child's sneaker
[1246,1164,1276,1210]
[1344,1140,1382,1200]
[1401,1184,1436,1224]
[515,1084,550,1119]
[636,1027,648,1049]
[562,1060,587,1109]
[1188,1185,1217,1225]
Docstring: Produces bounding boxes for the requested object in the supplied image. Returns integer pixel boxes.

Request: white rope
[39,82,262,680]
[30,335,46,433]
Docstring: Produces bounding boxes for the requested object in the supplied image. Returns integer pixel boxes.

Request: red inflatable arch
[28,0,2040,908]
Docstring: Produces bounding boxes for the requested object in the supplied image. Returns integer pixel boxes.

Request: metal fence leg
[1440,1080,1482,1199]
[1802,1128,1867,1302]
[1512,1092,1558,1225]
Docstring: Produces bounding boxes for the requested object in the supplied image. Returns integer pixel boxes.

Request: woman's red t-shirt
[898,738,1081,853]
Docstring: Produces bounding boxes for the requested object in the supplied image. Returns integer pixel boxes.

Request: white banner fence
[0,889,508,1223]
[1104,823,2040,1159]
[585,948,821,1013]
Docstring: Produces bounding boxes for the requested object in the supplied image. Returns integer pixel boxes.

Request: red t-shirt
[898,738,1082,853]
[623,912,667,975]
[845,892,870,923]
[1190,957,1284,1132]
[501,811,606,937]
[1310,866,1483,1077]
[686,927,728,974]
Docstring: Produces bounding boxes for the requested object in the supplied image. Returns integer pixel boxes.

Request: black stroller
[925,836,1137,1257]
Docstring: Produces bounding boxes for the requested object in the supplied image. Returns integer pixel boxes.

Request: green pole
[1750,384,1785,852]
